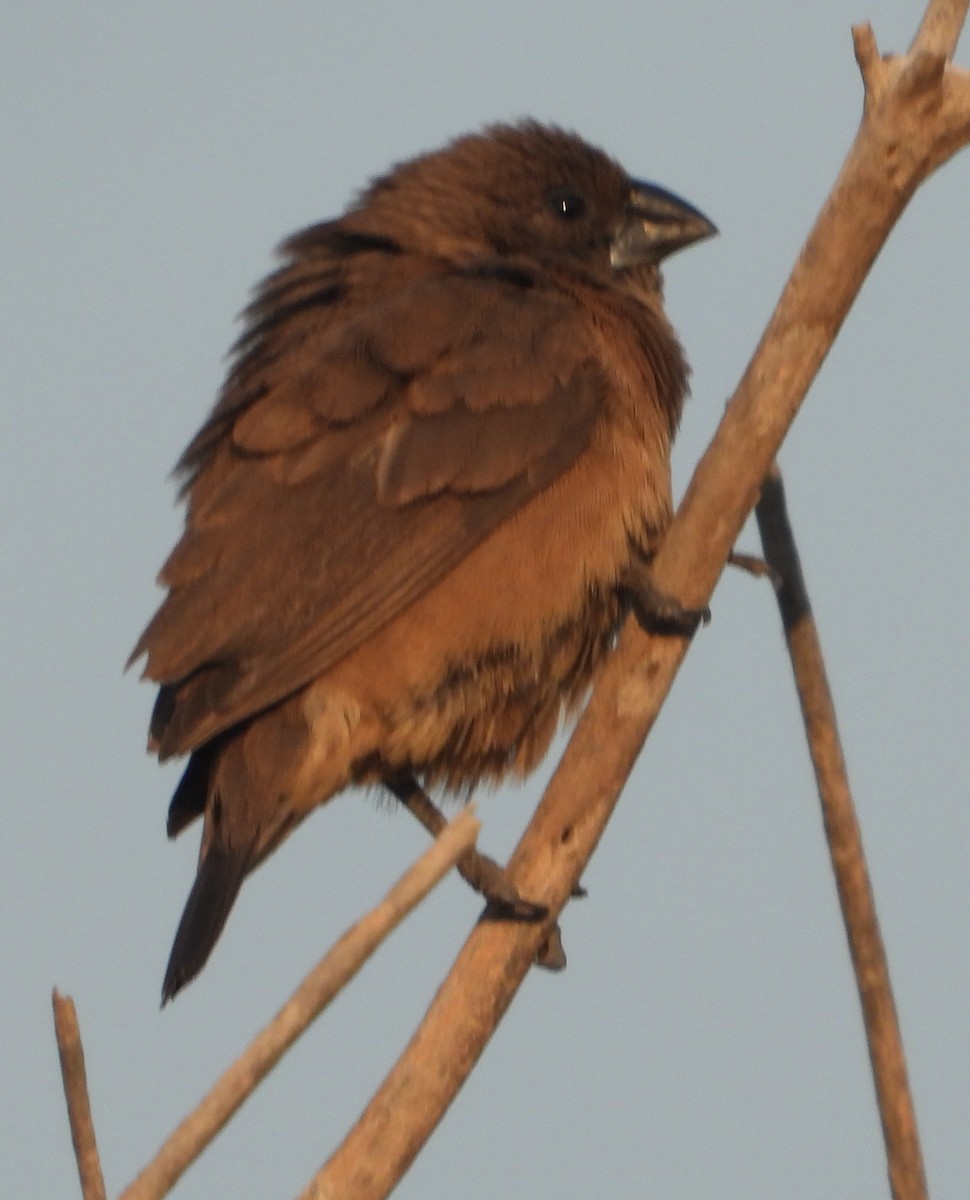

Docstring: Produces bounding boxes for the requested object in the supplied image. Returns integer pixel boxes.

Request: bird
[129,121,716,1002]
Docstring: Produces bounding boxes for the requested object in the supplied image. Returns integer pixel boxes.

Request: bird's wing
[132,258,607,757]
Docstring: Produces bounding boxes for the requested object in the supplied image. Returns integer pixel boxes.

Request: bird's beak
[610,179,717,270]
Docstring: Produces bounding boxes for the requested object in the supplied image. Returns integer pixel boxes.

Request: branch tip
[853,23,881,89]
[911,0,970,60]
[52,989,107,1200]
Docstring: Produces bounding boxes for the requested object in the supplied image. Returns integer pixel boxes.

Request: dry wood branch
[52,989,107,1200]
[114,807,479,1200]
[309,14,970,1200]
[755,467,927,1200]
[912,0,969,58]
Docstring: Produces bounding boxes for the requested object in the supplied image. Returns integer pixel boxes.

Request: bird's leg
[621,553,710,635]
[385,774,571,970]
[623,549,780,627]
[385,774,547,920]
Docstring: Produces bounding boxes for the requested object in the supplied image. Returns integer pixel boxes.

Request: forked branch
[52,4,970,1198]
[309,8,970,1199]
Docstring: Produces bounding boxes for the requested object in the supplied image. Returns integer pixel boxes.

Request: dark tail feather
[166,744,217,839]
[161,842,250,1004]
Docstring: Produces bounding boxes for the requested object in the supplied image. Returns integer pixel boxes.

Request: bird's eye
[547,188,587,221]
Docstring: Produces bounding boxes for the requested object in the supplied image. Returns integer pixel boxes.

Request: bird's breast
[311,407,671,790]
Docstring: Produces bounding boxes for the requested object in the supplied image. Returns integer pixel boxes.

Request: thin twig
[305,13,970,1199]
[118,806,480,1200]
[728,549,782,585]
[755,467,927,1200]
[52,989,107,1200]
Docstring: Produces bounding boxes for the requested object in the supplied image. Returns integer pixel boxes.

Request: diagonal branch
[755,467,927,1200]
[116,806,479,1200]
[53,808,479,1200]
[308,12,970,1199]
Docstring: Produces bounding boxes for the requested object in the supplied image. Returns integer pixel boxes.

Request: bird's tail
[161,726,310,1003]
[161,840,250,1004]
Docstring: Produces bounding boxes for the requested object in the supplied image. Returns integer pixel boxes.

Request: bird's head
[346,121,716,288]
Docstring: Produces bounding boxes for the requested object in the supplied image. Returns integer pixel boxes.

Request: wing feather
[133,248,606,758]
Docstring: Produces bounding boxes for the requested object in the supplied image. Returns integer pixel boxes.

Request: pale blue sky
[4,4,969,1198]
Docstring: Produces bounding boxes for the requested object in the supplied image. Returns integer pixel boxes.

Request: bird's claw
[536,924,568,971]
[459,849,548,920]
[621,554,709,634]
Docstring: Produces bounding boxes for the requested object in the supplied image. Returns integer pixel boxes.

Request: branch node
[899,47,947,100]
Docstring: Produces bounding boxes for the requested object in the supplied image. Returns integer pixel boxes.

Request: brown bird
[130,121,715,1001]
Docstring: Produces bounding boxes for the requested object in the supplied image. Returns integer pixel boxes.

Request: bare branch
[853,22,970,175]
[118,807,480,1200]
[911,0,969,57]
[52,989,107,1200]
[307,14,970,1199]
[755,467,927,1200]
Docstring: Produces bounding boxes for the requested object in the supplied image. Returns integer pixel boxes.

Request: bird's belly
[373,585,622,789]
[305,420,662,794]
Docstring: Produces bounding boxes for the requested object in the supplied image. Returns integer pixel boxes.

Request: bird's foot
[622,559,709,635]
[387,772,567,970]
[462,849,567,972]
[536,924,568,971]
[459,847,548,921]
